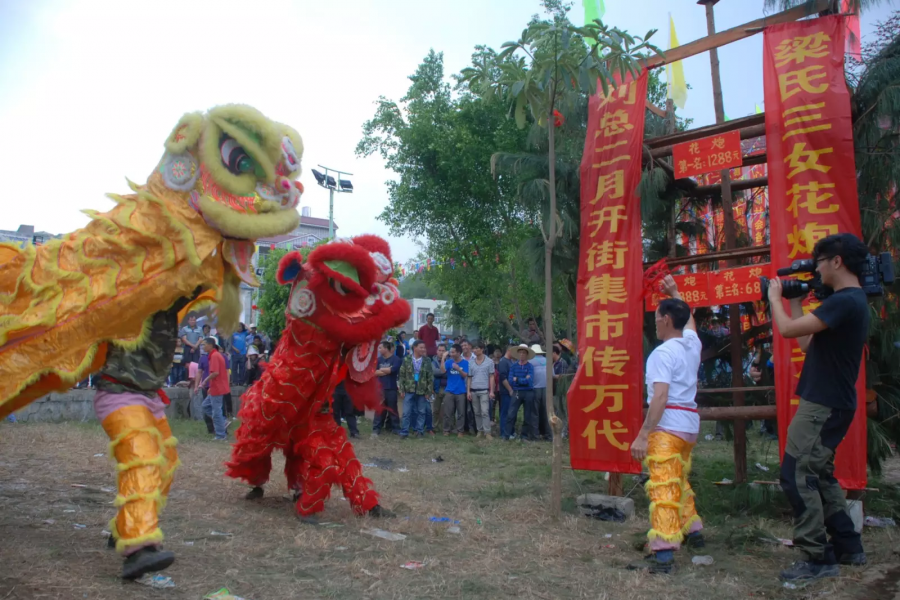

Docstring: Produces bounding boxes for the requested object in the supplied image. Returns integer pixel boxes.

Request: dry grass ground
[0,418,898,600]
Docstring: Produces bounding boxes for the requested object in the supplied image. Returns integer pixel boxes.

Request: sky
[0,0,894,264]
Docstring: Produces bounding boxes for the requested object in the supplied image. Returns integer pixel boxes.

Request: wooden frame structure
[604,0,844,495]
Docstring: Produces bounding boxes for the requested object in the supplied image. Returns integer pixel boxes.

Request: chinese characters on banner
[672,130,743,179]
[645,264,773,311]
[763,15,866,489]
[568,71,648,473]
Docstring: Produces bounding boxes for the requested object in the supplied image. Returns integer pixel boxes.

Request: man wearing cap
[245,346,266,386]
[199,337,229,440]
[507,344,537,441]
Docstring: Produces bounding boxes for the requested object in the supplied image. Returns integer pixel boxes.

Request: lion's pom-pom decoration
[225,234,410,517]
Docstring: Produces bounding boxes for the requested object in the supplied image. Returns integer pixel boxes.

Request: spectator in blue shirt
[497,345,516,439]
[506,344,538,441]
[441,344,469,436]
[231,323,248,385]
[373,341,403,436]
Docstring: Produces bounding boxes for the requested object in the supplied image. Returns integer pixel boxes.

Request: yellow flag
[666,14,687,110]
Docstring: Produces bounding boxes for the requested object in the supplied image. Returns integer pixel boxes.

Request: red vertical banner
[763,15,866,489]
[568,71,648,473]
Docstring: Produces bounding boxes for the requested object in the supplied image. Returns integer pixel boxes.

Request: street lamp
[310,165,353,240]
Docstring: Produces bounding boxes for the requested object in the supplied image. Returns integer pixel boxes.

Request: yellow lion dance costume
[0,105,304,579]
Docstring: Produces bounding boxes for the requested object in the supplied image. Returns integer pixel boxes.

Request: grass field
[0,417,898,599]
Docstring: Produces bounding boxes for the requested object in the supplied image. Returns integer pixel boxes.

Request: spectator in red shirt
[200,337,230,440]
[417,313,441,358]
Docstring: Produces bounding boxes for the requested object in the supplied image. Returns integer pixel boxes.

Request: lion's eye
[220,137,254,175]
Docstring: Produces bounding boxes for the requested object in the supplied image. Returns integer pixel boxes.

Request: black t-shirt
[795,288,869,410]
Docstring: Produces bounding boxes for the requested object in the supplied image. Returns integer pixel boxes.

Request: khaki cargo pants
[779,399,863,564]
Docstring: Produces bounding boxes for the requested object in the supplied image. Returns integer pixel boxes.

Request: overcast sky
[0,0,893,263]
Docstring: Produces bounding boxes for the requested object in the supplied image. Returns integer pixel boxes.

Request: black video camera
[760,252,895,302]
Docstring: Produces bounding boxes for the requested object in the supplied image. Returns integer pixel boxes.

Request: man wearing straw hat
[506,344,537,441]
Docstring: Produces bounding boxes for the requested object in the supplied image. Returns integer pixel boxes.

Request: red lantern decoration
[553,110,565,127]
[251,304,258,310]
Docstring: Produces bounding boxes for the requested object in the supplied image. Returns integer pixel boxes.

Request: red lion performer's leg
[295,413,379,516]
[224,386,276,490]
[283,435,305,499]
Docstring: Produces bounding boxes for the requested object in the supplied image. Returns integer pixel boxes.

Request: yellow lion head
[155,104,303,240]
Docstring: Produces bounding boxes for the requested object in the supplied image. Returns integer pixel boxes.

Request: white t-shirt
[645,329,702,434]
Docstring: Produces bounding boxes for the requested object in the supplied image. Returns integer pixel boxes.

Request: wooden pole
[666,98,677,259]
[701,0,748,484]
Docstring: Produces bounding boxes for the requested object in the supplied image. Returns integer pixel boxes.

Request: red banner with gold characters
[645,264,773,311]
[568,70,648,473]
[672,130,743,179]
[763,15,866,489]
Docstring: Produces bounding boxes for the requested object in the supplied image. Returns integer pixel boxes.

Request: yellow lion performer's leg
[679,440,702,535]
[645,431,690,549]
[155,417,180,501]
[101,405,166,554]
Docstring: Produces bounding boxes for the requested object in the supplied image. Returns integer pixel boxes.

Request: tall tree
[847,11,900,471]
[357,50,543,339]
[460,3,660,518]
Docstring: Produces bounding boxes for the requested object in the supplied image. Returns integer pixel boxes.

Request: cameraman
[767,233,869,582]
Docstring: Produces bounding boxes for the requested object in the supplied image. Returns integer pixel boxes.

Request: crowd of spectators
[361,313,577,441]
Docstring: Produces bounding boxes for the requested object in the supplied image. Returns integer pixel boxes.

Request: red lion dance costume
[225,234,410,516]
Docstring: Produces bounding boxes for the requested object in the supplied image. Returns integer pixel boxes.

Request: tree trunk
[546,119,562,520]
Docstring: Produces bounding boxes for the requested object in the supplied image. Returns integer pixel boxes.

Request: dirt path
[0,422,897,599]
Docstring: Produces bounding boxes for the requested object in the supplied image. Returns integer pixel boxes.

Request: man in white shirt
[629,275,703,574]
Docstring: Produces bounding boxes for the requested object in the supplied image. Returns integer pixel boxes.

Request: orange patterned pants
[645,430,702,551]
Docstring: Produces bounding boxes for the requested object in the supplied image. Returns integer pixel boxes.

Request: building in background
[401,298,478,340]
[0,224,58,247]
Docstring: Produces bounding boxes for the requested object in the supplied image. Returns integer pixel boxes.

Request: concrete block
[576,493,635,518]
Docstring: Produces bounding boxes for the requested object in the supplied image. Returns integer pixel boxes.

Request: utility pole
[699,0,747,484]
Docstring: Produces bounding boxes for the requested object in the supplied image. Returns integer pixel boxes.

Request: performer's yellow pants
[98,396,179,555]
[645,430,702,551]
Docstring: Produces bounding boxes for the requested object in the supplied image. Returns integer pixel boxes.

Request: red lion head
[275,234,410,347]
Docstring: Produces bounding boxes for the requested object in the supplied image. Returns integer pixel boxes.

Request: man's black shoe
[837,552,867,566]
[245,486,264,500]
[626,554,675,575]
[121,547,175,580]
[369,504,396,518]
[685,531,706,549]
[779,561,839,581]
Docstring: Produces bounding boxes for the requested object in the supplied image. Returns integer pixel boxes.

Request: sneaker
[245,486,264,500]
[779,561,840,581]
[443,432,450,437]
[457,433,464,439]
[350,432,360,439]
[415,432,424,439]
[107,534,117,550]
[685,531,706,549]
[121,547,176,580]
[214,436,228,441]
[837,552,867,566]
[485,434,493,441]
[626,554,675,575]
[428,431,436,437]
[368,504,396,518]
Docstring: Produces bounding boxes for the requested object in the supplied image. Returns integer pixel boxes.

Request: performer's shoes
[837,551,867,566]
[626,553,675,574]
[369,505,396,518]
[684,532,706,549]
[245,486,264,500]
[107,534,116,550]
[779,560,839,581]
[121,547,176,580]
